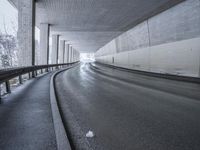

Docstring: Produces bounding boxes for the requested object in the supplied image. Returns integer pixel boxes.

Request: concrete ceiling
[12,0,184,53]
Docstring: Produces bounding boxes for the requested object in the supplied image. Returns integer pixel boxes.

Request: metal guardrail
[0,62,78,100]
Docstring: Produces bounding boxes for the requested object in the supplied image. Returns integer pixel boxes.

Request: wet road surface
[55,62,200,150]
[0,73,57,150]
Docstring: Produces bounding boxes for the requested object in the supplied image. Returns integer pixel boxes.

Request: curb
[50,64,78,150]
[95,62,200,84]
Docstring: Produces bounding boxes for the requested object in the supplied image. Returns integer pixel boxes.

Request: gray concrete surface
[46,0,183,52]
[55,62,200,150]
[95,0,200,77]
[148,0,200,46]
[39,23,50,65]
[51,34,59,64]
[9,0,183,53]
[64,44,70,63]
[58,40,65,64]
[95,0,200,54]
[0,73,57,150]
[17,0,35,66]
[8,0,184,67]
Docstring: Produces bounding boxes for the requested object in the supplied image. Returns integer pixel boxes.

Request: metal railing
[0,62,78,100]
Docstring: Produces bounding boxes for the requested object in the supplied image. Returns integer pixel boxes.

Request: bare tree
[0,18,18,68]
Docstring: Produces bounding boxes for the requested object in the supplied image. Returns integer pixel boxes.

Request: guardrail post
[19,75,23,84]
[5,80,11,94]
[28,72,31,79]
[32,71,35,78]
[36,70,38,76]
[41,69,43,74]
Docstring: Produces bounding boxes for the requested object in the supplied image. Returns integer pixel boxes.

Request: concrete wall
[95,0,200,77]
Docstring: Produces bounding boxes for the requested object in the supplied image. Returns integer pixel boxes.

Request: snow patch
[86,130,95,138]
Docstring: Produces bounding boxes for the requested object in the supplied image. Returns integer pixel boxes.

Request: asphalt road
[55,62,200,150]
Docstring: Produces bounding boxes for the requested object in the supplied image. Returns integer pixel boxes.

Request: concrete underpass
[0,0,200,150]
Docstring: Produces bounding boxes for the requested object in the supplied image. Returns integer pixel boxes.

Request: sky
[0,0,18,36]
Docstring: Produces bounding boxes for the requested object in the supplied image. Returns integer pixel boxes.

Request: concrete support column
[76,51,79,61]
[51,35,59,64]
[68,46,72,63]
[71,47,74,62]
[74,50,76,62]
[72,48,74,63]
[59,40,65,63]
[74,49,76,62]
[39,23,50,65]
[64,44,70,63]
[76,51,79,62]
[18,0,35,66]
[76,51,78,61]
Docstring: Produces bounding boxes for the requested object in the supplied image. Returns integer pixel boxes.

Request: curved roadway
[55,63,200,150]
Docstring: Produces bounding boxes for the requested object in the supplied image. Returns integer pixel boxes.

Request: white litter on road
[86,130,95,138]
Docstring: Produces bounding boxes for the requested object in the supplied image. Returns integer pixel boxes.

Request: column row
[17,0,80,66]
[51,35,80,64]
